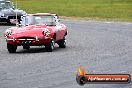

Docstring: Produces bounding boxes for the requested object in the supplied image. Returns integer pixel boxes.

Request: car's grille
[17,37,36,41]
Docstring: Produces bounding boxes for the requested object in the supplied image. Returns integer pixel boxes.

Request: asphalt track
[0,20,132,88]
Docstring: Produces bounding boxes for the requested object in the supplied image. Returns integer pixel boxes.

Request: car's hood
[9,24,53,38]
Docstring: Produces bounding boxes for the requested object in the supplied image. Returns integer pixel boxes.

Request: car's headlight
[0,13,4,17]
[42,28,50,37]
[2,13,4,17]
[5,29,12,36]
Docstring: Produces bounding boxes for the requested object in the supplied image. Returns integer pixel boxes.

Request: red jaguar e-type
[4,13,67,53]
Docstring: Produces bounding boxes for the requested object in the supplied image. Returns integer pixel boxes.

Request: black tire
[76,76,86,86]
[57,37,66,48]
[23,45,30,50]
[7,43,17,53]
[45,39,55,52]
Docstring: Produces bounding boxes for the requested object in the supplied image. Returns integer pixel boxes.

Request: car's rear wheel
[57,37,66,48]
[7,43,17,53]
[45,39,55,52]
[23,45,30,50]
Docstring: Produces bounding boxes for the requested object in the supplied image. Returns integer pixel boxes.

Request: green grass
[12,0,132,21]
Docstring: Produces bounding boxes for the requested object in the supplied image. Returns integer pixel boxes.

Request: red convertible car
[4,13,67,53]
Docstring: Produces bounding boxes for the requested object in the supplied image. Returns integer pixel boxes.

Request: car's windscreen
[0,2,13,10]
[25,15,56,26]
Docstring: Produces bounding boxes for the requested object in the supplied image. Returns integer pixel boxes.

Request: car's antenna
[15,0,18,27]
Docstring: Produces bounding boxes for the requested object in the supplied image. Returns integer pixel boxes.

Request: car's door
[59,23,66,38]
[54,16,66,41]
[55,23,62,41]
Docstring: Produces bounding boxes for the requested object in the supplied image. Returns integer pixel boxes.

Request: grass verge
[13,0,132,21]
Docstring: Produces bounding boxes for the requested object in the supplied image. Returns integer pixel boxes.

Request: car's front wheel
[45,39,55,52]
[57,37,66,48]
[7,43,17,53]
